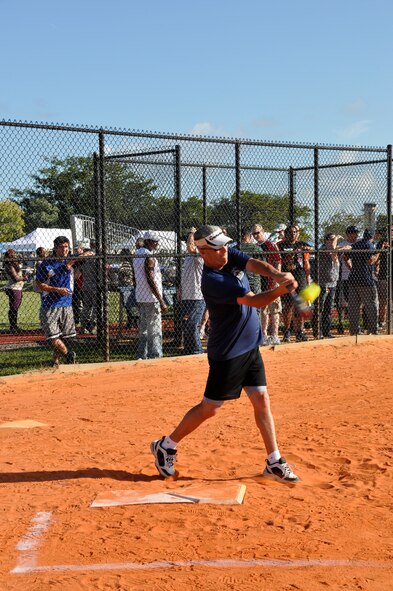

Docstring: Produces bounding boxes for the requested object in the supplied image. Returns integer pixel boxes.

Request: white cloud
[253,117,274,129]
[335,149,360,165]
[190,122,224,136]
[345,98,367,115]
[335,119,372,141]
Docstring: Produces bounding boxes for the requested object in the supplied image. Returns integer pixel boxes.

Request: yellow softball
[300,282,321,303]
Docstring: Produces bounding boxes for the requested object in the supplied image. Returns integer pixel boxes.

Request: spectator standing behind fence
[80,242,98,335]
[312,234,348,339]
[336,226,360,335]
[278,225,311,343]
[35,247,48,272]
[33,247,48,313]
[118,247,137,329]
[251,224,283,346]
[239,229,261,295]
[375,228,393,330]
[347,229,380,336]
[71,243,85,327]
[36,235,79,367]
[133,231,168,359]
[180,228,205,355]
[268,223,287,245]
[199,307,210,340]
[3,249,28,333]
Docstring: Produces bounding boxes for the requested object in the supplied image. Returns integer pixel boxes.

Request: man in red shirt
[277,225,311,342]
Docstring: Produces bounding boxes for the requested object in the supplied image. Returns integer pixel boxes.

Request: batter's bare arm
[36,281,70,296]
[246,257,297,291]
[237,278,298,308]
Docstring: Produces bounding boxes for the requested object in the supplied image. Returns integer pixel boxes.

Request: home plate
[91,482,247,507]
[0,419,48,429]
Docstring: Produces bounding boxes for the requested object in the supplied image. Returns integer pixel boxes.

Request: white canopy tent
[0,228,73,253]
[113,230,186,253]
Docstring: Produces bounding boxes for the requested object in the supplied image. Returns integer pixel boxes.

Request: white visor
[194,225,233,250]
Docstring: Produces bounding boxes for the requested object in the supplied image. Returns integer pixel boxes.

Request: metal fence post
[235,142,241,245]
[313,147,320,338]
[387,144,392,335]
[98,131,109,361]
[288,167,296,226]
[174,145,182,347]
[94,151,104,352]
[202,165,207,224]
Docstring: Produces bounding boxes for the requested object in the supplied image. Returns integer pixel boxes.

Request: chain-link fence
[0,120,392,372]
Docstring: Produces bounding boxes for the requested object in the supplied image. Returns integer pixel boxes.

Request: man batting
[151,225,300,483]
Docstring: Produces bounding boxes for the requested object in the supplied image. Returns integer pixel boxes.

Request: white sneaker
[261,335,269,346]
[268,335,281,346]
[263,457,300,483]
[150,437,177,477]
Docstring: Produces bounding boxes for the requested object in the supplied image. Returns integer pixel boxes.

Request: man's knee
[247,388,271,409]
[200,399,223,417]
[52,337,67,353]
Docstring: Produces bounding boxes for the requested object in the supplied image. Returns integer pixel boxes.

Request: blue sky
[1,0,393,147]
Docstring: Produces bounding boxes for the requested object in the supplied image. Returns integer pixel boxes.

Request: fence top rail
[0,118,388,154]
[98,156,389,172]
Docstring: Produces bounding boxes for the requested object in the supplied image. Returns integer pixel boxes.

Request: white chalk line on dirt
[11,511,392,575]
[13,511,52,572]
[11,557,392,574]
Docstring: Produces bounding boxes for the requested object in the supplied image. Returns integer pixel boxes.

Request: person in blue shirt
[151,225,300,483]
[347,228,380,335]
[36,236,80,367]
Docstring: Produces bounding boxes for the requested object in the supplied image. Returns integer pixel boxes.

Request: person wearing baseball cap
[347,227,380,335]
[345,225,359,236]
[143,230,161,242]
[268,223,287,245]
[151,224,301,484]
[193,225,232,249]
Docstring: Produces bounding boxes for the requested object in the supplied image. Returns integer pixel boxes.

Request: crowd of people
[2,223,392,365]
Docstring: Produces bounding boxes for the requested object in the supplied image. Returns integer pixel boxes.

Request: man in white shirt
[133,230,168,359]
[180,228,205,355]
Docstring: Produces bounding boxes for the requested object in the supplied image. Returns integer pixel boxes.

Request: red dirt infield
[1,335,393,590]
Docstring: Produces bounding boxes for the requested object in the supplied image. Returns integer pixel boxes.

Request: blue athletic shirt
[201,247,262,360]
[348,238,376,286]
[36,259,74,308]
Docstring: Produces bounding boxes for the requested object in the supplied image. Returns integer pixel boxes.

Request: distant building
[363,202,377,231]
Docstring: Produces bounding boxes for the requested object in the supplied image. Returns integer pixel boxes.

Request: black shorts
[204,347,267,401]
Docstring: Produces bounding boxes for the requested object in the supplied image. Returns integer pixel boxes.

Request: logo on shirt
[231,268,244,280]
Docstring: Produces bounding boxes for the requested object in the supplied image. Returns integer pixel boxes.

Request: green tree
[11,156,157,230]
[19,196,60,233]
[321,211,363,239]
[209,191,312,238]
[11,156,95,228]
[9,158,314,242]
[104,160,157,227]
[375,213,393,234]
[143,195,205,235]
[0,200,25,241]
[181,196,204,232]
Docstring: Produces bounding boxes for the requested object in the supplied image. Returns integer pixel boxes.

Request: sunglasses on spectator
[253,231,261,236]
